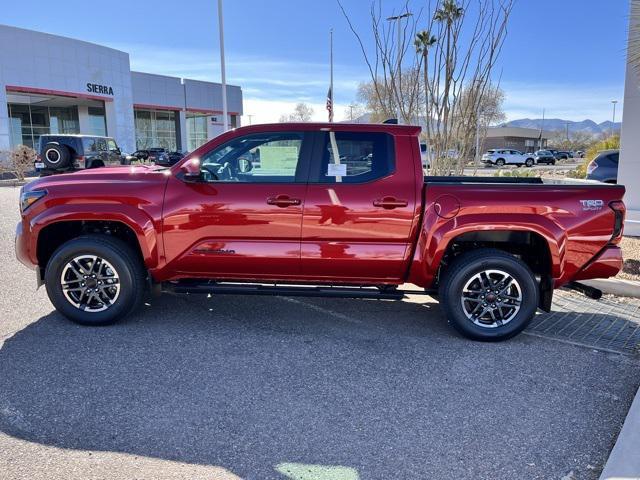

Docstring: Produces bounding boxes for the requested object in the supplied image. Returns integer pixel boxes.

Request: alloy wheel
[460,269,522,328]
[60,255,120,312]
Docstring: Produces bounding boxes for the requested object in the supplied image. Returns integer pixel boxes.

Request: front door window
[200,132,306,183]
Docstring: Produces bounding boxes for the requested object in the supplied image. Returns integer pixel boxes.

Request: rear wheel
[439,249,539,341]
[45,235,146,326]
[495,158,506,167]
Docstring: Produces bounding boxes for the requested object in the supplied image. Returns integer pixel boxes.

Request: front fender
[28,204,159,268]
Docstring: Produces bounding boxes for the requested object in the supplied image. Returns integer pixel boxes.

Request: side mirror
[180,158,203,183]
[238,158,253,173]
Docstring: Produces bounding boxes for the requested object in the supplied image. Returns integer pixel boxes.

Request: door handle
[267,195,302,207]
[373,197,408,209]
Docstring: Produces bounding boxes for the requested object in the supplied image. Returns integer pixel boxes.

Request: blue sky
[3,0,630,123]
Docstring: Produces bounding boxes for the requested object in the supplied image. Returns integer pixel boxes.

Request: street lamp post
[387,12,413,124]
[218,0,228,132]
[611,100,618,138]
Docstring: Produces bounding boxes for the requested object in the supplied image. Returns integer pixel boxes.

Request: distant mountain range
[500,118,621,136]
[347,114,621,136]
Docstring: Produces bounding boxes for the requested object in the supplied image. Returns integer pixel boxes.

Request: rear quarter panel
[408,182,625,288]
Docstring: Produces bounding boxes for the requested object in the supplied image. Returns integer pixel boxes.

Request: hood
[25,165,170,192]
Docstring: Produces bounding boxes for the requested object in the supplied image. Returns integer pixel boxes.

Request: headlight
[20,189,47,213]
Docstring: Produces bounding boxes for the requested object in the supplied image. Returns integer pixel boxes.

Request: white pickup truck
[482,149,535,168]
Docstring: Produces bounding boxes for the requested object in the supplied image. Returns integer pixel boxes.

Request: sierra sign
[86,83,114,95]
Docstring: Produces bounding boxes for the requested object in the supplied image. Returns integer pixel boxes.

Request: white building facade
[0,24,242,154]
[620,19,640,237]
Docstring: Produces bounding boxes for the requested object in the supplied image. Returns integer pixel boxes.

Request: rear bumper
[572,245,623,281]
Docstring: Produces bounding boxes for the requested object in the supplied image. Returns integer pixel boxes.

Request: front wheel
[439,249,539,341]
[525,158,534,167]
[45,235,146,326]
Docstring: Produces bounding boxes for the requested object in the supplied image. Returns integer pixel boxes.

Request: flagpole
[539,108,545,149]
[329,28,334,122]
[218,0,228,132]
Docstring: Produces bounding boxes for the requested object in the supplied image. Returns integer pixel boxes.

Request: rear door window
[313,131,394,183]
[96,139,107,152]
[82,137,97,153]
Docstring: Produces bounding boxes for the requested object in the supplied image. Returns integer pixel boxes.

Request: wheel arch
[409,219,563,310]
[437,229,557,311]
[31,207,159,280]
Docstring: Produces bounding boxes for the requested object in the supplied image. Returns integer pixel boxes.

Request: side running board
[165,281,435,300]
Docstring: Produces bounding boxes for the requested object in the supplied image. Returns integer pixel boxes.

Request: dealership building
[0,24,243,154]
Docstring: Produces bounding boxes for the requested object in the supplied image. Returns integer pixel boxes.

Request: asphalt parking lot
[0,186,639,480]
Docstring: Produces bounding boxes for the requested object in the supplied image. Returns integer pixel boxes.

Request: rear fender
[408,213,565,288]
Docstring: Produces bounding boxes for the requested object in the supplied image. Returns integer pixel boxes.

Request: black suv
[586,149,619,184]
[36,134,128,175]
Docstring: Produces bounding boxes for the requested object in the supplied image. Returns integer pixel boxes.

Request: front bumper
[15,221,36,270]
[573,245,623,281]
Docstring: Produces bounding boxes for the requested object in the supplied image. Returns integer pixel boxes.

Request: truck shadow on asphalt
[0,294,638,479]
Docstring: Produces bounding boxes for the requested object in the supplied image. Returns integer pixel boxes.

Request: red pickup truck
[16,123,626,340]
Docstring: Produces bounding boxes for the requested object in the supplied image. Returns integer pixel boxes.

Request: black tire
[87,160,105,169]
[439,249,539,341]
[550,159,556,165]
[525,158,534,167]
[44,235,146,326]
[495,158,506,167]
[42,143,70,169]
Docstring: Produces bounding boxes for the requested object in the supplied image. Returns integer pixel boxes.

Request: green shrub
[493,169,540,178]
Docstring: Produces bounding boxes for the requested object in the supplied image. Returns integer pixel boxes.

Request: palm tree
[415,30,437,117]
[434,0,464,168]
[435,0,464,92]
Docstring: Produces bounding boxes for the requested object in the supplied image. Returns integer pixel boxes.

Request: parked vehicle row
[132,148,186,166]
[17,122,626,342]
[482,147,587,168]
[35,134,186,176]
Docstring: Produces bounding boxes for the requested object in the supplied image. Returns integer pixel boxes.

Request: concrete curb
[600,386,640,480]
[582,278,640,299]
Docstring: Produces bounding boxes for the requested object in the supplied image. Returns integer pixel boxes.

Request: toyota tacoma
[16,123,626,340]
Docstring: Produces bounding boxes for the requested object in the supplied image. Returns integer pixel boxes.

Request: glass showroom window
[186,114,208,152]
[8,103,79,148]
[134,109,178,150]
[87,106,107,136]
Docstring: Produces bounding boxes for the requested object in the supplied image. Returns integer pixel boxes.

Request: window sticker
[327,163,347,177]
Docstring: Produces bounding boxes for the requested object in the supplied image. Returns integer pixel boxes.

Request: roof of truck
[234,122,422,135]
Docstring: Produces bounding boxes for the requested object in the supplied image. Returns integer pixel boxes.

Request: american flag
[326,87,333,122]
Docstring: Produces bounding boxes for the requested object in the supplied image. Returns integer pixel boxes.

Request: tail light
[587,160,597,175]
[609,201,626,243]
